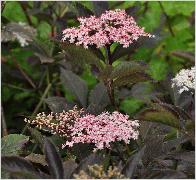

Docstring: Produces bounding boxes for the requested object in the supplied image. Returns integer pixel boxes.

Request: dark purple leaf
[44,138,64,179]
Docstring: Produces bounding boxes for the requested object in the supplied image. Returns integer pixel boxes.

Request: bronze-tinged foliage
[137,103,180,128]
[60,43,104,71]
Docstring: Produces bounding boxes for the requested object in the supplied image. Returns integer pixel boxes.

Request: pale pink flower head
[62,9,154,48]
[64,111,140,151]
[25,107,140,151]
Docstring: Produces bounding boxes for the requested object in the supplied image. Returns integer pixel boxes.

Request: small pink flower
[65,111,139,151]
[62,9,153,49]
[25,107,140,151]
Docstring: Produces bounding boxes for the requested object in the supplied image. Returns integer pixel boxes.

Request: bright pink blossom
[63,111,139,151]
[62,9,153,48]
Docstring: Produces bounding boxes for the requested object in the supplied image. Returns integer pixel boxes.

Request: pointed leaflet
[60,43,104,71]
[44,138,64,179]
[88,82,110,112]
[110,61,151,87]
[113,72,151,87]
[60,68,88,108]
[136,103,180,129]
[1,156,41,178]
[122,146,146,178]
[44,96,69,113]
[142,136,165,165]
[110,61,147,79]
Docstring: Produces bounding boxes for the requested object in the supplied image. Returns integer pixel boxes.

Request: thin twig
[31,83,51,116]
[20,2,33,26]
[105,45,117,109]
[38,70,47,89]
[13,58,37,89]
[105,45,112,65]
[158,1,175,37]
[2,82,32,92]
[1,105,8,136]
[22,83,52,134]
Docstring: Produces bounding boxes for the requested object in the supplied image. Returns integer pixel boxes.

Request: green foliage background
[1,2,195,179]
[2,1,195,133]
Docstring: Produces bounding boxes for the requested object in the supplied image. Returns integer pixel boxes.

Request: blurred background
[1,1,195,134]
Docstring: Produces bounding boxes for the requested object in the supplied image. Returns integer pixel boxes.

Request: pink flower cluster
[64,111,139,151]
[62,9,153,48]
[25,107,139,151]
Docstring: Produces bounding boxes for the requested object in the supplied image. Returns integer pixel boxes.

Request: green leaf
[133,47,153,60]
[138,2,161,32]
[44,138,64,179]
[137,103,180,128]
[60,69,88,107]
[162,1,195,16]
[164,29,193,52]
[110,1,135,9]
[120,98,144,116]
[1,134,29,156]
[14,91,32,101]
[2,2,27,22]
[148,58,168,81]
[171,15,191,31]
[81,68,97,90]
[37,21,51,40]
[6,48,35,76]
